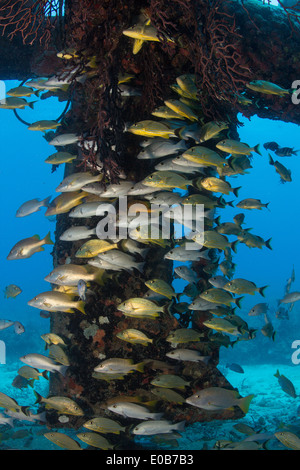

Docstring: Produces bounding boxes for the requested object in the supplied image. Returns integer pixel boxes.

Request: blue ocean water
[0,0,299,450]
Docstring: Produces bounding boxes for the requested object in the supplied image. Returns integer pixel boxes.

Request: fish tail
[165,298,175,317]
[76,300,86,315]
[43,231,54,245]
[268,153,274,165]
[233,186,242,198]
[20,406,31,416]
[259,285,268,297]
[93,269,105,286]
[214,215,221,226]
[274,369,280,378]
[174,420,186,432]
[231,240,239,253]
[58,365,69,377]
[265,238,272,250]
[42,370,49,380]
[29,100,37,109]
[238,393,255,414]
[136,261,145,274]
[235,296,243,309]
[33,390,43,404]
[42,196,52,207]
[135,362,145,373]
[254,144,262,156]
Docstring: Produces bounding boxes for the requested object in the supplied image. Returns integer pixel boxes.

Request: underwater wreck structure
[0,0,300,447]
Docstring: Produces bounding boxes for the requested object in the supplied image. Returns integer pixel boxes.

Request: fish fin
[42,196,52,207]
[233,186,242,198]
[164,298,175,317]
[43,231,54,245]
[93,269,106,286]
[235,296,243,309]
[135,261,145,274]
[259,286,268,297]
[254,144,262,156]
[135,362,145,373]
[33,390,43,404]
[20,406,31,416]
[230,240,239,253]
[174,420,186,432]
[76,300,86,315]
[59,365,69,377]
[214,215,221,226]
[265,238,272,250]
[32,234,41,240]
[238,394,255,414]
[28,101,37,109]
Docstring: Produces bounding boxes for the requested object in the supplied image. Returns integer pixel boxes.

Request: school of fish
[0,10,299,451]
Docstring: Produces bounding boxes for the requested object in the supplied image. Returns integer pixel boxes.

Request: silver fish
[166,349,210,363]
[174,265,198,284]
[132,420,185,435]
[107,402,163,420]
[16,196,51,217]
[59,226,97,241]
[19,353,68,376]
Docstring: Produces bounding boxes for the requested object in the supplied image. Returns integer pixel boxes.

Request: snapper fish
[76,432,113,450]
[200,288,243,308]
[7,85,39,97]
[197,176,241,196]
[116,328,153,346]
[34,391,84,415]
[94,358,144,375]
[142,170,193,190]
[182,146,227,168]
[248,302,269,316]
[222,278,268,297]
[279,291,300,304]
[56,172,103,192]
[44,432,82,451]
[28,120,61,131]
[216,139,262,156]
[0,97,36,109]
[48,133,80,146]
[19,353,68,376]
[83,417,126,434]
[246,80,291,96]
[7,232,54,260]
[237,230,272,250]
[132,420,185,436]
[166,349,210,363]
[59,226,97,241]
[197,121,229,143]
[16,196,51,217]
[236,198,269,210]
[107,402,163,420]
[186,387,254,413]
[27,291,86,314]
[45,151,77,164]
[128,120,176,139]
